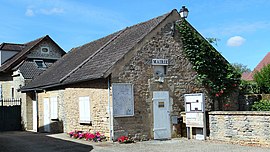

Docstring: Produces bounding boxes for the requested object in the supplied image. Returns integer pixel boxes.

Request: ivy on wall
[176,20,240,101]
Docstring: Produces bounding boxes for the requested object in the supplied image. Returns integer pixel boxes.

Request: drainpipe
[108,78,113,141]
[35,90,39,132]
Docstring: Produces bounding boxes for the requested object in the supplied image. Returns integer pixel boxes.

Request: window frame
[41,47,50,54]
[50,96,58,120]
[79,96,91,124]
[34,60,47,68]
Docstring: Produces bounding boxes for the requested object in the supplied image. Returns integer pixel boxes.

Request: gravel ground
[1,131,270,152]
[49,133,270,152]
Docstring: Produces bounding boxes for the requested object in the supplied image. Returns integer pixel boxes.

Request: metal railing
[0,98,21,106]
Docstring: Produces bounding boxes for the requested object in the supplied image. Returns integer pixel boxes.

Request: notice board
[112,83,134,117]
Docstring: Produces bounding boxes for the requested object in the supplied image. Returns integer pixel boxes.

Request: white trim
[34,60,46,68]
[79,96,91,124]
[41,47,50,54]
[50,97,58,119]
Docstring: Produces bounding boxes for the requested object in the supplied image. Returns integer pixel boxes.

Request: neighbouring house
[242,52,270,81]
[0,35,65,130]
[21,9,238,140]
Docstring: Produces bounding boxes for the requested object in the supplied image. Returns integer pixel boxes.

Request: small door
[153,91,171,139]
[43,98,50,132]
[32,101,37,132]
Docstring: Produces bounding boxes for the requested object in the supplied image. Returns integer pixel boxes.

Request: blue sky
[1,0,270,70]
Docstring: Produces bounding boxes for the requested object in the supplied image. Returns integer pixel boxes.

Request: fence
[0,98,21,106]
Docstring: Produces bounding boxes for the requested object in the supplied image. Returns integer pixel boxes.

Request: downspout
[108,77,113,141]
[35,90,39,132]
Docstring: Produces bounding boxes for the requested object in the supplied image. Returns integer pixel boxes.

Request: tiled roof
[0,35,65,72]
[22,10,174,91]
[241,72,252,81]
[0,43,24,51]
[242,52,270,81]
[18,60,54,79]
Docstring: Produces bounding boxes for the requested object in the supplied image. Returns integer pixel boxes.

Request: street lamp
[179,6,189,18]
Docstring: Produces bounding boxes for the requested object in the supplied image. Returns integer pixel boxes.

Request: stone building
[0,35,65,130]
[22,9,230,140]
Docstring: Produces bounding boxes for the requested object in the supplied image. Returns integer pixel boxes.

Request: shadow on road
[0,131,93,152]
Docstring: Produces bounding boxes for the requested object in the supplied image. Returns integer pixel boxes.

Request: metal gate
[0,99,22,131]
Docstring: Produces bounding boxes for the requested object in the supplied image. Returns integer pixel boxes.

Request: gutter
[108,77,113,140]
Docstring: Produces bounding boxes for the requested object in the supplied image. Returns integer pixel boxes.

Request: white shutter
[50,97,58,119]
[79,97,91,123]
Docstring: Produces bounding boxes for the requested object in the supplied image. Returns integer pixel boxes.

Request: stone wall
[63,80,110,137]
[111,13,211,140]
[37,79,111,137]
[209,111,270,146]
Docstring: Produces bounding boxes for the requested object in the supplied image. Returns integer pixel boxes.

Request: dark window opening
[34,60,46,68]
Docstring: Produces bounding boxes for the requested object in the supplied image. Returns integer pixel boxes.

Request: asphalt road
[1,131,270,152]
[0,131,93,152]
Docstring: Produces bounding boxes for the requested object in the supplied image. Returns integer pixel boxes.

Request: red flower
[85,133,95,140]
[117,136,128,143]
[224,103,230,107]
[215,93,219,97]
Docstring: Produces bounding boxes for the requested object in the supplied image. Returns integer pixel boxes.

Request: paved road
[1,131,270,152]
[0,131,93,152]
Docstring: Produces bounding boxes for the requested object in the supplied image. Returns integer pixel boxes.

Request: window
[34,60,46,68]
[50,97,58,120]
[11,87,14,99]
[79,97,91,124]
[41,47,49,54]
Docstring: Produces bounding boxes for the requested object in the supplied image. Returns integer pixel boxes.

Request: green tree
[231,63,251,74]
[253,64,270,93]
[206,37,220,46]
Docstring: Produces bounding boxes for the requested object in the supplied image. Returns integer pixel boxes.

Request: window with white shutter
[50,97,58,120]
[79,97,91,124]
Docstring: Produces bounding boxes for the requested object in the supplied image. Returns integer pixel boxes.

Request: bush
[239,80,260,94]
[252,99,270,111]
[254,64,270,93]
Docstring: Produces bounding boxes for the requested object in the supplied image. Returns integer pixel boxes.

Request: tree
[253,64,270,93]
[231,63,251,74]
[206,37,220,46]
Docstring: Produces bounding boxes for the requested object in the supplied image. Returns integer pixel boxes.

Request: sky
[1,0,270,70]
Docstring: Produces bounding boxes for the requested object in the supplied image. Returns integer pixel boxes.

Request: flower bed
[68,130,107,142]
[117,135,134,143]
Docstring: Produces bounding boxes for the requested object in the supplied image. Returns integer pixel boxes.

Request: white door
[153,91,171,139]
[43,98,50,132]
[32,101,37,132]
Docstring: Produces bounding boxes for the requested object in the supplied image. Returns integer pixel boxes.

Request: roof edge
[103,9,178,78]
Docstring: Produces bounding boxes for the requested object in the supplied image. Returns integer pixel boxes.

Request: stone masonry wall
[209,111,270,146]
[63,80,110,137]
[111,16,210,139]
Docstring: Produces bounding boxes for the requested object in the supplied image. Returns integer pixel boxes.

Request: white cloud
[40,8,64,15]
[227,36,246,47]
[202,22,270,37]
[25,8,34,16]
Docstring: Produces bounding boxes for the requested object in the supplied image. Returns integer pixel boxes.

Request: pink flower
[224,103,230,107]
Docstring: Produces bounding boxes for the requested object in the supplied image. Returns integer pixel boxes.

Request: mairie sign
[152,59,168,65]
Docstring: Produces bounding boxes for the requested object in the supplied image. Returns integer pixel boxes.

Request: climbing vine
[176,20,240,101]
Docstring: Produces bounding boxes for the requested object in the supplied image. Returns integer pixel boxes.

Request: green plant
[239,80,260,94]
[252,99,270,111]
[176,20,241,103]
[253,64,270,93]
